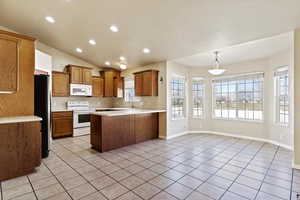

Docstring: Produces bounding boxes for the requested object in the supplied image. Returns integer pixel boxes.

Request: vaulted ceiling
[175,33,292,67]
[1,0,300,68]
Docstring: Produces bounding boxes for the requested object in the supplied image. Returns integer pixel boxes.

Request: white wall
[184,51,292,148]
[166,61,190,137]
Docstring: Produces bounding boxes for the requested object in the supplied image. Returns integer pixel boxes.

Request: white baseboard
[159,131,189,140]
[189,130,293,151]
[293,162,300,170]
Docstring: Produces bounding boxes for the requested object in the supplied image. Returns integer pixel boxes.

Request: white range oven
[67,101,95,137]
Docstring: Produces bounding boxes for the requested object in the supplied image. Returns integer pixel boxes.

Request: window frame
[274,67,289,126]
[191,77,205,119]
[211,72,264,122]
[124,77,139,102]
[171,75,186,121]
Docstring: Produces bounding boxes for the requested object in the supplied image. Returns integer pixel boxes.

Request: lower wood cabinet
[0,121,41,181]
[52,111,73,138]
[91,113,158,152]
[135,113,158,143]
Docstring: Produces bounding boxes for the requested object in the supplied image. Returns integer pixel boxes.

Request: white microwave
[70,84,92,96]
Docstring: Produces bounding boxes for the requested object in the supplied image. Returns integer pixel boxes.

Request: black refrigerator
[34,74,50,158]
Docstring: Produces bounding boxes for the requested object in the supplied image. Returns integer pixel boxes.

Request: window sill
[212,117,264,124]
[171,117,186,121]
[274,123,289,128]
[191,117,205,120]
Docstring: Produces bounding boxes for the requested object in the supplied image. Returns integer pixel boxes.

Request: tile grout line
[217,141,268,200]
[62,134,229,200]
[49,135,289,200]
[182,137,257,200]
[26,176,39,200]
[42,152,76,200]
[0,181,3,200]
[290,167,294,200]
[253,145,280,200]
[189,139,263,200]
[130,135,241,200]
[50,150,110,200]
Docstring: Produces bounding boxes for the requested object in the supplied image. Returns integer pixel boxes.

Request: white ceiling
[174,32,292,67]
[0,0,299,68]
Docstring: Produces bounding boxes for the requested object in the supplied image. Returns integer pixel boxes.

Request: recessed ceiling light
[76,48,83,53]
[110,25,119,32]
[45,16,55,24]
[105,61,111,66]
[120,56,126,61]
[89,39,96,45]
[143,48,151,54]
[120,63,127,70]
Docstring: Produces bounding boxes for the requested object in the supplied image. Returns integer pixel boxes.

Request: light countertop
[91,109,166,117]
[51,107,129,112]
[0,116,42,124]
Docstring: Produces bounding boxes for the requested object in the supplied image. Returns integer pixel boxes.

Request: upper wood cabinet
[134,73,143,96]
[0,30,35,118]
[113,77,124,98]
[0,34,20,93]
[92,76,104,97]
[67,65,92,85]
[82,68,92,85]
[101,69,123,97]
[134,70,159,96]
[52,71,70,97]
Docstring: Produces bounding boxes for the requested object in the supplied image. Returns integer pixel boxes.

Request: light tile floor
[1,134,299,200]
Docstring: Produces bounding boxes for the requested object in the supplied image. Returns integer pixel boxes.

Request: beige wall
[185,52,292,148]
[294,29,300,165]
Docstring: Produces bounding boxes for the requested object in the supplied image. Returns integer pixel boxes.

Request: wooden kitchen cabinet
[113,77,124,98]
[52,71,70,97]
[92,76,104,97]
[91,113,158,152]
[135,113,158,143]
[0,34,20,93]
[134,73,143,96]
[101,69,123,97]
[133,70,158,96]
[0,30,35,118]
[67,65,92,85]
[82,68,92,85]
[0,121,41,181]
[52,111,73,138]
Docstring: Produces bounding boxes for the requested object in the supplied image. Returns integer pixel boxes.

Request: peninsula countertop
[0,116,43,124]
[91,108,166,117]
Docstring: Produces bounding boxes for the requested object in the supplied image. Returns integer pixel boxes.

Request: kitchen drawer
[52,111,73,118]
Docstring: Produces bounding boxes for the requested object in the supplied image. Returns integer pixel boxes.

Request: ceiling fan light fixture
[120,63,127,70]
[208,68,226,75]
[208,51,226,75]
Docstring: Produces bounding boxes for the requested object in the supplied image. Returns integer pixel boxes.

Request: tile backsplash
[51,97,114,111]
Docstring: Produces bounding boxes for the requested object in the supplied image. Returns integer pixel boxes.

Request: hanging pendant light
[208,51,226,75]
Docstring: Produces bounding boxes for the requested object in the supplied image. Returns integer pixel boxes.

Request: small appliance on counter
[67,101,95,137]
[34,74,50,158]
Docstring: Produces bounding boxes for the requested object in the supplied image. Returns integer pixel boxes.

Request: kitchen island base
[91,113,158,152]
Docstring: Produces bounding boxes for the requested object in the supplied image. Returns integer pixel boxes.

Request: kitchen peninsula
[90,109,165,152]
